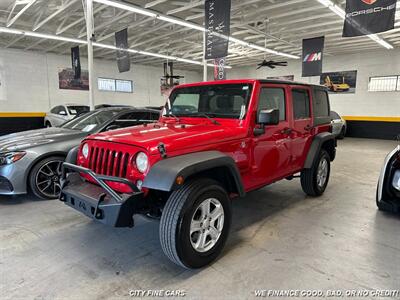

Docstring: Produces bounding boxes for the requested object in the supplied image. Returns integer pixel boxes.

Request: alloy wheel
[35,160,63,198]
[190,198,225,253]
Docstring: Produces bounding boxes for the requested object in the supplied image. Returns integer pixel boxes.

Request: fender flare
[143,151,245,197]
[304,132,336,169]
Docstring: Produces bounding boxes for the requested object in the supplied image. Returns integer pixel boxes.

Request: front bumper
[0,156,32,195]
[377,146,400,213]
[60,163,144,227]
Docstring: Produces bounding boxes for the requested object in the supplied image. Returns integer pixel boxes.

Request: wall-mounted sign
[58,68,89,91]
[320,70,357,94]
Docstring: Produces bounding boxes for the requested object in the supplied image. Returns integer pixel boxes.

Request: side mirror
[105,124,120,131]
[258,109,280,125]
[59,111,67,116]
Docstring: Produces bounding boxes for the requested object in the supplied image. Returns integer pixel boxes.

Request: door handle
[281,128,292,135]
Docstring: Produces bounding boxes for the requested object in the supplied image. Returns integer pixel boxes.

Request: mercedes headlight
[82,143,89,159]
[0,151,26,166]
[135,152,148,173]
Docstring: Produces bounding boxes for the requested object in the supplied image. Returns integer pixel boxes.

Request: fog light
[136,180,143,191]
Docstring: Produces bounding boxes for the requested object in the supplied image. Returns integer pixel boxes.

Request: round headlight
[135,152,148,173]
[82,143,89,159]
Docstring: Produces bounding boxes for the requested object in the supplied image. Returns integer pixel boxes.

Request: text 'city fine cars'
[59,79,337,269]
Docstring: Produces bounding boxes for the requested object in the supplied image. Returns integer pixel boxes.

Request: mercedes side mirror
[59,111,67,116]
[258,109,279,125]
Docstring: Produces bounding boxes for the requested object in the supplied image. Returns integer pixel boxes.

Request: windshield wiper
[163,113,180,122]
[182,113,221,125]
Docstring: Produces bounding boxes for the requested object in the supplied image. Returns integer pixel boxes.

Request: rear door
[250,84,293,188]
[290,86,313,171]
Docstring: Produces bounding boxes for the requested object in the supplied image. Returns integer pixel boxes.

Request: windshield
[61,110,119,132]
[67,106,90,115]
[165,84,253,119]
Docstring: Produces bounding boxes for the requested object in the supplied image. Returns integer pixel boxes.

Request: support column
[203,31,207,82]
[85,0,95,110]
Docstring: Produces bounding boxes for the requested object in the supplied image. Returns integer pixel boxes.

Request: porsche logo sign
[361,0,377,4]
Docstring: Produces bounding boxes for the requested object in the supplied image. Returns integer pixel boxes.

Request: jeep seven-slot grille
[88,147,130,178]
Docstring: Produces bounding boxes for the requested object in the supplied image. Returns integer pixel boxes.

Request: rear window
[292,89,310,119]
[67,106,90,115]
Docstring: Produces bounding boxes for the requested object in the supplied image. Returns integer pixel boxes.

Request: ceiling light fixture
[316,0,393,49]
[0,26,229,68]
[92,0,300,59]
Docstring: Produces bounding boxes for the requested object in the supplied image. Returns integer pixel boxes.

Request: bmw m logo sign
[303,52,322,62]
[361,0,377,4]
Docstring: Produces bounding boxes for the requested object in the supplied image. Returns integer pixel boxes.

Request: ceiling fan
[256,60,288,70]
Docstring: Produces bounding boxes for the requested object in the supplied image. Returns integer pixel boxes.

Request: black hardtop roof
[258,79,327,89]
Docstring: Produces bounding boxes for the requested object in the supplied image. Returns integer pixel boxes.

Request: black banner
[115,28,130,73]
[214,57,226,80]
[205,0,231,60]
[302,37,324,77]
[343,0,397,37]
[71,46,81,80]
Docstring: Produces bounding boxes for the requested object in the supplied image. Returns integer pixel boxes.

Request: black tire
[160,178,231,269]
[337,126,346,140]
[45,121,52,128]
[29,156,65,200]
[376,184,394,212]
[301,150,330,197]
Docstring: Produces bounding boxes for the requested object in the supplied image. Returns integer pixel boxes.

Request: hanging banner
[343,0,397,37]
[71,46,81,80]
[205,0,231,60]
[115,28,130,73]
[302,37,324,77]
[213,57,226,80]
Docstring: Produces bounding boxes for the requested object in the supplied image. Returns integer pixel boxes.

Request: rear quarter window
[313,90,330,117]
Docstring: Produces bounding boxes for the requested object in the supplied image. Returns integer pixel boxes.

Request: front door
[290,86,313,171]
[249,84,293,190]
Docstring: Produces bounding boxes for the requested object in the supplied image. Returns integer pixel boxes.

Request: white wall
[228,49,400,117]
[0,48,202,112]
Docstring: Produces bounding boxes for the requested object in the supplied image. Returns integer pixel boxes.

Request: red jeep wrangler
[60,79,336,269]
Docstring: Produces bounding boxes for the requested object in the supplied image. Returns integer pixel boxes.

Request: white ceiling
[0,0,399,70]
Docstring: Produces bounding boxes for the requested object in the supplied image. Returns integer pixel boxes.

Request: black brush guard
[60,162,144,227]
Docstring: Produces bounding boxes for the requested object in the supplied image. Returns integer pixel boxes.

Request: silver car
[44,104,90,127]
[330,111,346,139]
[376,145,400,213]
[0,107,159,199]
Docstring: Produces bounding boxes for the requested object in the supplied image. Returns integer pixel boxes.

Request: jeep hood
[88,121,247,155]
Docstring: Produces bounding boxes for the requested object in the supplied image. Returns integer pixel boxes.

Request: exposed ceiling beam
[7,0,37,27]
[93,0,300,59]
[33,0,80,31]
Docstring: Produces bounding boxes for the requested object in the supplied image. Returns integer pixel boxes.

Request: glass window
[257,88,286,121]
[59,106,67,115]
[368,76,399,92]
[61,110,119,132]
[98,78,116,91]
[330,111,340,120]
[67,106,89,116]
[50,106,60,114]
[98,78,133,93]
[116,80,133,93]
[313,90,329,117]
[292,89,310,119]
[167,84,253,119]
